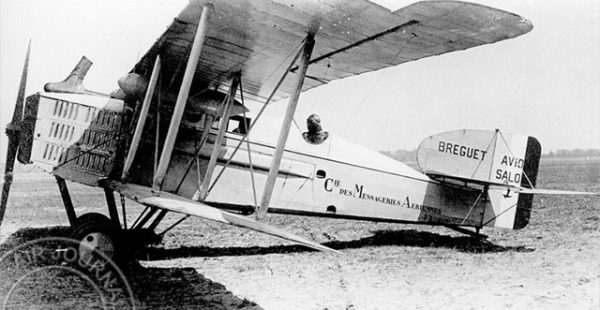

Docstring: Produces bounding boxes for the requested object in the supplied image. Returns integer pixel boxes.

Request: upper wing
[132,0,532,103]
[104,181,341,253]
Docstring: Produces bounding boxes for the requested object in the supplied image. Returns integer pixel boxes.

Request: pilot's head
[307,114,322,133]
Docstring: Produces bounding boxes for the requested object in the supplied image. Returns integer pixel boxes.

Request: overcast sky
[1,0,598,162]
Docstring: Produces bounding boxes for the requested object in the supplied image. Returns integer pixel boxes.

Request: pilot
[302,114,328,145]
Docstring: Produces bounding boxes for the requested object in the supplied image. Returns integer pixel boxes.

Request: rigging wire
[173,93,226,193]
[55,125,129,169]
[238,79,259,206]
[307,59,331,112]
[207,41,306,194]
[339,34,417,135]
[497,131,535,188]
[292,117,302,133]
[339,70,386,135]
[470,132,498,180]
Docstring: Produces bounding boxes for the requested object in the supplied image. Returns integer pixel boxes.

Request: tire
[71,212,120,265]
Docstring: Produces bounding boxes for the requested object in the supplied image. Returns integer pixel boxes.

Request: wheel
[71,213,119,265]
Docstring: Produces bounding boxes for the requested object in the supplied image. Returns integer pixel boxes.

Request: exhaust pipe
[44,56,107,96]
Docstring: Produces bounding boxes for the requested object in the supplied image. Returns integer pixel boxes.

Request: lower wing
[104,180,341,254]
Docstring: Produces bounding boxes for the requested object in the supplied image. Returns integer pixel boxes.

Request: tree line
[543,149,600,158]
[381,148,600,162]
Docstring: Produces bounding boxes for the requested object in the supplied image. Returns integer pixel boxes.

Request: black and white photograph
[1,0,598,309]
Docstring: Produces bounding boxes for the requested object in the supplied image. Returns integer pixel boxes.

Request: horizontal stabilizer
[512,187,598,195]
[105,181,340,254]
[428,174,597,195]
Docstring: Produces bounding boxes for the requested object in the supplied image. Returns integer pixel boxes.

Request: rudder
[514,136,541,229]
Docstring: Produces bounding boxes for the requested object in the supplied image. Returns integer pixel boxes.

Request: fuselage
[23,92,519,230]
[127,107,497,228]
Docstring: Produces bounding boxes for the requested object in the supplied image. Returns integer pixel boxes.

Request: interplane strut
[257,34,316,219]
[154,4,211,190]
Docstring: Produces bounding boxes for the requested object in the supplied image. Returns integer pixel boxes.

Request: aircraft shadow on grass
[0,227,263,310]
[142,229,535,260]
[0,227,536,262]
[0,226,535,308]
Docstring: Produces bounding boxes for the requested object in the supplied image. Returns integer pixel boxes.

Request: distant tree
[383,148,599,161]
[542,148,600,158]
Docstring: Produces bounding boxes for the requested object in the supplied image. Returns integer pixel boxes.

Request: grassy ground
[0,158,598,309]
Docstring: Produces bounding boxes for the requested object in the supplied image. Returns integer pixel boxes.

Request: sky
[1,0,599,163]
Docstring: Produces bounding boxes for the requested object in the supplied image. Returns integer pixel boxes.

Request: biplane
[1,0,593,259]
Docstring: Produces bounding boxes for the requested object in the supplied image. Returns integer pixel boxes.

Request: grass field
[0,158,598,309]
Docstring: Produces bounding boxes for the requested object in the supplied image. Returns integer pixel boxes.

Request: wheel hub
[79,232,115,261]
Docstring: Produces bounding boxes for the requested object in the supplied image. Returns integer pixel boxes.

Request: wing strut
[256,34,315,219]
[121,55,161,181]
[195,74,240,200]
[153,3,211,189]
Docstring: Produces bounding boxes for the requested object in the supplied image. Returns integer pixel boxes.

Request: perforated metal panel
[21,93,124,185]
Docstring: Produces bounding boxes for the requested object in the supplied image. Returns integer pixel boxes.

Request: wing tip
[519,17,534,34]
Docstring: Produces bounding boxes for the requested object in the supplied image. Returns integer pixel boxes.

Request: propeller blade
[0,41,30,226]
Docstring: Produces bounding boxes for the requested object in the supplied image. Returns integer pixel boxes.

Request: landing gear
[55,178,173,265]
[71,212,119,264]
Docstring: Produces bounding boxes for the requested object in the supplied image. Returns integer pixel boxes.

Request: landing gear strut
[55,178,165,264]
